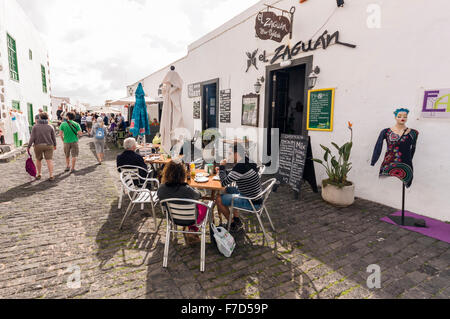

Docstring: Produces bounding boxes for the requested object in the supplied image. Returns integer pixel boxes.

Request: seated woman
[157,160,206,233]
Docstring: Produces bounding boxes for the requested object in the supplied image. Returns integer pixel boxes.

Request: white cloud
[16,0,261,105]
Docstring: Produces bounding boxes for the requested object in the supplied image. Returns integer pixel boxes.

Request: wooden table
[188,170,225,224]
[144,154,173,166]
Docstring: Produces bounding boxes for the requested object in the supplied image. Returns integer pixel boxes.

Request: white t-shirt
[86,116,93,123]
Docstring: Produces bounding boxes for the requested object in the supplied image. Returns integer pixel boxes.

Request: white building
[0,0,52,147]
[127,0,450,222]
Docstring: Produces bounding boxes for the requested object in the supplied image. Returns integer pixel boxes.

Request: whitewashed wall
[128,0,450,222]
[0,0,52,145]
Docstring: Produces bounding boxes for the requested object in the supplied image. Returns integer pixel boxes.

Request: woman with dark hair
[157,161,201,202]
[157,161,206,241]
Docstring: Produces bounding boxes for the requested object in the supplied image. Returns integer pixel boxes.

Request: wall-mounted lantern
[254,77,265,94]
[308,66,321,89]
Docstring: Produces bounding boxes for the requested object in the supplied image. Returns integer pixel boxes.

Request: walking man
[59,112,82,174]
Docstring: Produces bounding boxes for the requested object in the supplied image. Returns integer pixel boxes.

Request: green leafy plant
[313,122,354,188]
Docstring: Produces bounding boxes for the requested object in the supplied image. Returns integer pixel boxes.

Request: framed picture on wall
[241,93,260,127]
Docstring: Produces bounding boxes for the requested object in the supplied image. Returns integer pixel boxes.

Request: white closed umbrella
[160,67,185,154]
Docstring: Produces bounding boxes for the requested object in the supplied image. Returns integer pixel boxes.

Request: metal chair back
[160,199,200,227]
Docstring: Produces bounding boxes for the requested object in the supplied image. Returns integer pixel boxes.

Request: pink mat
[381,211,450,244]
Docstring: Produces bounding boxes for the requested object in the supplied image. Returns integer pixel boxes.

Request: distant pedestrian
[86,113,93,137]
[27,112,57,181]
[59,112,82,174]
[57,106,63,121]
[93,117,106,165]
[35,109,44,122]
[0,126,6,145]
[81,113,87,133]
[103,114,109,126]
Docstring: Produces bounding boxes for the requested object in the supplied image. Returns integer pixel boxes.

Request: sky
[16,0,261,105]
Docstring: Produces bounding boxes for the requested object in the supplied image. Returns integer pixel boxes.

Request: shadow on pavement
[95,198,163,272]
[0,165,97,203]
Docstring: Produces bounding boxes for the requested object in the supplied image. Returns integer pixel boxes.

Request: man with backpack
[92,117,106,165]
[59,112,82,174]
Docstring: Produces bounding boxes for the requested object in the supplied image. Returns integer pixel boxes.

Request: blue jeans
[221,187,262,211]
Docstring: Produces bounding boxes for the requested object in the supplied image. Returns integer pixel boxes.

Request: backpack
[210,224,236,258]
[95,127,105,139]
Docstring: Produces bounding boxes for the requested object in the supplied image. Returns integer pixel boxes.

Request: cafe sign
[255,5,295,43]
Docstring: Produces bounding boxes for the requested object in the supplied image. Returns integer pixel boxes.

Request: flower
[348,122,353,129]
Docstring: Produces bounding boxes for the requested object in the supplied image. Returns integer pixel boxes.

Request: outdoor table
[187,169,225,224]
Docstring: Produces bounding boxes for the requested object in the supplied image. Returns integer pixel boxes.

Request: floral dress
[371,128,419,188]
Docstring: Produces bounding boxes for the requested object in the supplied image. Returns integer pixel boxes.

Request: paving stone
[0,137,448,299]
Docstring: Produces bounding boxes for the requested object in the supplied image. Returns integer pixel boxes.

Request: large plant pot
[321,181,355,207]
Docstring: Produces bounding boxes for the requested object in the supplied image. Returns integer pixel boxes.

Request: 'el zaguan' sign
[255,10,291,43]
[263,30,356,66]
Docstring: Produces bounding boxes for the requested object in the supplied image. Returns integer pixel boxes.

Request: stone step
[0,145,12,154]
[0,147,27,163]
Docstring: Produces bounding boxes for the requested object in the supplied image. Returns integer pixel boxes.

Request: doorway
[201,80,219,131]
[264,56,313,155]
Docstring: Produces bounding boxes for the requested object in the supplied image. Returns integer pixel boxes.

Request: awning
[107,96,160,106]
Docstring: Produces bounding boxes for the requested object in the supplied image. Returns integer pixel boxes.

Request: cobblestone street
[0,137,449,299]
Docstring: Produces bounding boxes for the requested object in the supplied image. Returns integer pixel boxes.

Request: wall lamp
[254,76,265,94]
[308,66,321,89]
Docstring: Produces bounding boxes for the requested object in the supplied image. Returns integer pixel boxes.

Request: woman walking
[27,112,57,181]
[92,117,106,165]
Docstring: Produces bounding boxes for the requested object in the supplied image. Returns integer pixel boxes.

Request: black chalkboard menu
[193,100,201,119]
[276,134,309,193]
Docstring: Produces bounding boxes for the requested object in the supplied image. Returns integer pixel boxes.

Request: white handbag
[211,224,236,258]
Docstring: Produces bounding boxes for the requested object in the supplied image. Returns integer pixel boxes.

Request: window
[41,65,47,93]
[27,103,34,127]
[7,34,19,81]
[43,105,48,113]
[29,49,33,60]
[12,100,20,111]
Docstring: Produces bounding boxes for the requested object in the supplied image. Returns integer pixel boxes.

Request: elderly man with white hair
[116,137,150,182]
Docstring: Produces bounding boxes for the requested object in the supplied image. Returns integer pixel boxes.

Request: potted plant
[313,122,355,207]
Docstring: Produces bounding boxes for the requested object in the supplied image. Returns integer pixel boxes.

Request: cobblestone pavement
[0,137,449,299]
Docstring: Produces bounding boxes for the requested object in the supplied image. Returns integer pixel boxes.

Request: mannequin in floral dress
[371,108,424,227]
[371,108,419,188]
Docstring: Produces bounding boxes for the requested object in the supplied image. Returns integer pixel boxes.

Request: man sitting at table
[117,137,150,182]
[216,143,262,233]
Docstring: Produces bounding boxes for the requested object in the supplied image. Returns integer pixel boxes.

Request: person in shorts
[59,112,82,174]
[86,113,93,137]
[27,112,57,181]
[92,117,106,165]
[216,143,263,232]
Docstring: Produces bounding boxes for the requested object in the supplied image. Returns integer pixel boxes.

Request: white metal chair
[117,165,153,210]
[258,165,267,177]
[227,178,277,245]
[161,199,214,273]
[119,171,160,231]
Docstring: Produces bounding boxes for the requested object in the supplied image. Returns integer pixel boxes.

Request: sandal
[49,177,55,181]
[36,175,42,180]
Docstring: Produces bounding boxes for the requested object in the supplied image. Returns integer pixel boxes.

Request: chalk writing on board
[276,134,309,193]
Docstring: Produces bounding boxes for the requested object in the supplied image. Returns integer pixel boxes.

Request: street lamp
[308,66,321,89]
[254,76,265,94]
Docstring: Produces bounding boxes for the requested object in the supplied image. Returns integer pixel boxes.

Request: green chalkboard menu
[307,88,335,132]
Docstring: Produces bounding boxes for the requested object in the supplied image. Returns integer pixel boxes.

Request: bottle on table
[190,163,196,180]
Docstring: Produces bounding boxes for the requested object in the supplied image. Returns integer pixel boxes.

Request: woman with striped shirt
[216,144,262,233]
